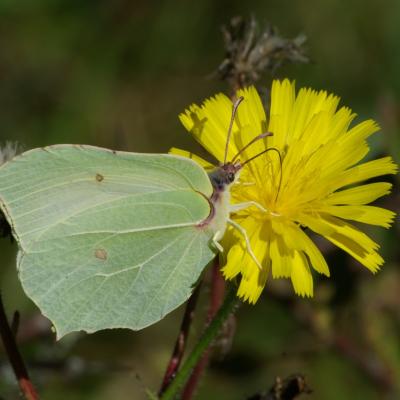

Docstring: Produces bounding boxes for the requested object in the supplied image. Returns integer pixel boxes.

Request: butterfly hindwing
[0,145,216,337]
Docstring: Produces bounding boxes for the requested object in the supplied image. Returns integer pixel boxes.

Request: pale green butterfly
[0,97,273,338]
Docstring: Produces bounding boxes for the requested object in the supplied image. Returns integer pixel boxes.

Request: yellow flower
[174,80,397,303]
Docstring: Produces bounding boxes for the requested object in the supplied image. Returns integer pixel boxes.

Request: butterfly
[0,97,277,338]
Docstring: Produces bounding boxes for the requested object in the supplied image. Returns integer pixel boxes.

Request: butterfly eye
[228,172,235,182]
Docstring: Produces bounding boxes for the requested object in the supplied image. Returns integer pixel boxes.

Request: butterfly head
[208,161,241,192]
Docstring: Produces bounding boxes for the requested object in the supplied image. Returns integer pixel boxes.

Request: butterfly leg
[212,231,224,253]
[227,218,262,270]
[229,201,267,213]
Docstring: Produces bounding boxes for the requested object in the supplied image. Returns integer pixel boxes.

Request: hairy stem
[0,294,39,400]
[160,285,238,400]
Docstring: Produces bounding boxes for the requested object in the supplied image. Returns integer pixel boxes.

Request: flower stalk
[160,285,238,400]
[158,283,202,396]
[181,260,226,399]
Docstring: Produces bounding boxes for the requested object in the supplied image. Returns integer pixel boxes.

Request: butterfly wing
[0,145,215,338]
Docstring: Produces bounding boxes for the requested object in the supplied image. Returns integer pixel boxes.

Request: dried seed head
[218,16,309,90]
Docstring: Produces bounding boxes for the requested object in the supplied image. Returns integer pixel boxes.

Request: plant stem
[0,294,39,400]
[158,283,202,395]
[181,261,225,399]
[160,285,238,400]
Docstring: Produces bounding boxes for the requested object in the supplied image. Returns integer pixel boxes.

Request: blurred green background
[0,1,399,399]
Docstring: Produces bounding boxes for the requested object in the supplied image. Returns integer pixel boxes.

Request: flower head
[174,80,397,303]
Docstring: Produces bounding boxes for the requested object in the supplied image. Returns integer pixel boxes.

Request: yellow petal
[289,88,339,142]
[290,250,314,297]
[300,112,338,154]
[223,220,271,304]
[222,241,245,279]
[329,106,356,139]
[179,104,202,132]
[270,231,292,278]
[236,86,267,142]
[343,119,379,143]
[321,205,396,228]
[269,79,295,150]
[169,147,214,169]
[237,260,269,304]
[179,94,238,162]
[332,156,397,189]
[284,224,330,276]
[298,213,383,272]
[325,182,392,205]
[321,139,370,177]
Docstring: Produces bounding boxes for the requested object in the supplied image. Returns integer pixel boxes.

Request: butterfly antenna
[242,147,283,201]
[231,131,273,163]
[224,96,244,165]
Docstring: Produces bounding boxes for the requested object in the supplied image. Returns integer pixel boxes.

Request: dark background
[0,1,399,399]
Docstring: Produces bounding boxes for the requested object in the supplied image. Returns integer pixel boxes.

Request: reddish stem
[0,294,39,400]
[159,283,202,395]
[181,260,225,400]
